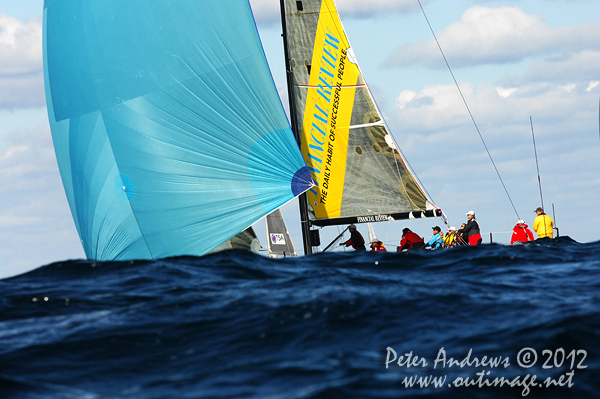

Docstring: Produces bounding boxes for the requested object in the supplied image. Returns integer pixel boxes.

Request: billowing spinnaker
[43,0,312,260]
[282,0,439,226]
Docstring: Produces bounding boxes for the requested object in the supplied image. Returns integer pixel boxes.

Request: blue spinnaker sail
[43,0,312,260]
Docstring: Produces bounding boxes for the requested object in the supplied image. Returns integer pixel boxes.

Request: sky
[1,0,599,278]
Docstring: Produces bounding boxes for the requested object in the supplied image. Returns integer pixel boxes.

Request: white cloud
[384,6,600,69]
[394,79,597,135]
[521,50,600,85]
[396,90,417,109]
[388,77,600,243]
[496,87,518,98]
[586,81,599,92]
[0,144,27,161]
[0,14,42,75]
[558,84,576,93]
[0,72,45,109]
[0,123,84,279]
[0,14,44,110]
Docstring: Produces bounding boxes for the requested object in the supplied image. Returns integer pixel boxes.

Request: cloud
[0,14,44,110]
[386,75,600,241]
[0,72,45,109]
[393,79,599,137]
[249,0,430,25]
[384,6,600,69]
[521,50,600,85]
[0,14,42,75]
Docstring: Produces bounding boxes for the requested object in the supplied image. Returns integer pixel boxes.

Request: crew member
[370,239,387,252]
[426,226,444,249]
[533,207,554,238]
[456,223,468,245]
[458,211,482,246]
[397,228,425,251]
[339,224,366,250]
[511,220,534,244]
[444,226,458,247]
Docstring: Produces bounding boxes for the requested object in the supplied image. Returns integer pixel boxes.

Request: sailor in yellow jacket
[533,207,554,238]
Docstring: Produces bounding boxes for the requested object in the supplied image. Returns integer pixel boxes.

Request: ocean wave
[1,238,598,398]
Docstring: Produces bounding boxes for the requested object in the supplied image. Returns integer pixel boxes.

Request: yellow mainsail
[282,0,441,227]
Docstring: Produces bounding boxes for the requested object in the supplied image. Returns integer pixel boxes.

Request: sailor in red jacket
[339,224,366,250]
[397,228,425,251]
[510,220,534,244]
[370,239,387,252]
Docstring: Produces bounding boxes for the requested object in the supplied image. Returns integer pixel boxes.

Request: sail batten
[44,0,312,260]
[348,122,386,130]
[281,0,440,226]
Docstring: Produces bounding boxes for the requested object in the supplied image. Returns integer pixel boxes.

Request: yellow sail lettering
[309,143,324,152]
[311,121,326,138]
[307,148,323,164]
[313,111,327,125]
[320,53,336,70]
[320,189,327,204]
[326,141,334,166]
[307,164,321,177]
[314,103,329,119]
[323,173,329,189]
[323,47,337,65]
[317,76,333,101]
[325,30,340,48]
[319,65,335,79]
[317,87,331,103]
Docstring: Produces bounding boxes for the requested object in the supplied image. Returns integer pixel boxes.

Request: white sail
[266,209,297,257]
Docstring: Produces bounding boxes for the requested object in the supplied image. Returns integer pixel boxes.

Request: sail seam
[99,112,154,260]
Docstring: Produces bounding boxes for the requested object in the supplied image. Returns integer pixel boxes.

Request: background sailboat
[43,0,313,261]
[266,208,297,257]
[280,0,443,253]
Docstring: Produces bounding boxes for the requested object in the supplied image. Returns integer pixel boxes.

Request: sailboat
[42,0,313,261]
[266,209,297,257]
[280,0,443,254]
[43,0,443,261]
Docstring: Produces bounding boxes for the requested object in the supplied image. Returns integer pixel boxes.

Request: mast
[530,116,544,211]
[279,0,313,255]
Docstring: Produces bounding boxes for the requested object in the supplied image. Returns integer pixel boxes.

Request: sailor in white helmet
[458,211,481,246]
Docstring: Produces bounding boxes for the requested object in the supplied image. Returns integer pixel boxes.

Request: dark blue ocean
[1,237,598,398]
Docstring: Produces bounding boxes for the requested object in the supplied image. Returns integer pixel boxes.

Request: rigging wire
[530,117,555,236]
[416,0,521,221]
[530,116,544,210]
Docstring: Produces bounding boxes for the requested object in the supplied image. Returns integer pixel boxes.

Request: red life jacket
[398,231,425,251]
[343,230,366,250]
[370,243,387,252]
[511,224,534,244]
